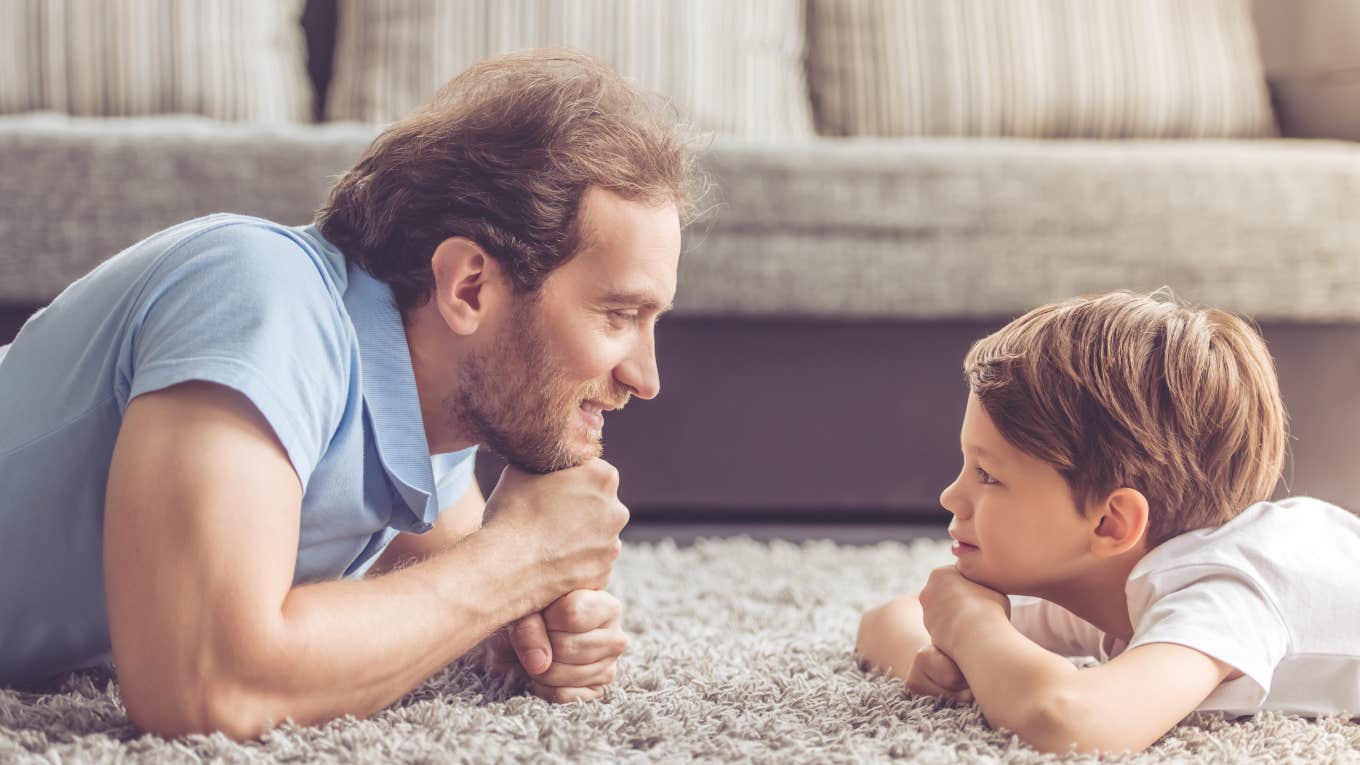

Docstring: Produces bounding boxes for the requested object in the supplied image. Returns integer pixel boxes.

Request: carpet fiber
[2,538,1357,763]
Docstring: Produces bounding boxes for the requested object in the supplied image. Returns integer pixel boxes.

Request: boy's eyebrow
[963,441,998,462]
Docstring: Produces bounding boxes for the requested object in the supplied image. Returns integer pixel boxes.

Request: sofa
[1,0,1357,528]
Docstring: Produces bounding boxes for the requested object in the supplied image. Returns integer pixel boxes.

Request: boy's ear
[430,236,501,336]
[1090,488,1150,558]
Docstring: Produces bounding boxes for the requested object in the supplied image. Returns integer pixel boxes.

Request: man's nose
[616,335,660,400]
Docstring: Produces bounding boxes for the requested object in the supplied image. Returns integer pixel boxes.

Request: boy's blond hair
[963,291,1286,546]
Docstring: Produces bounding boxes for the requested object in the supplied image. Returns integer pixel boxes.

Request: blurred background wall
[1,1,1356,540]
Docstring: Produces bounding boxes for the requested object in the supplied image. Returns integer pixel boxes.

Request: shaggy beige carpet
[2,537,1357,763]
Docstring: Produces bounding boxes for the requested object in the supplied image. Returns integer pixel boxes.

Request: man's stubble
[450,299,630,474]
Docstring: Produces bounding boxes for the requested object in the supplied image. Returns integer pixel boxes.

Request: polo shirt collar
[340,262,440,527]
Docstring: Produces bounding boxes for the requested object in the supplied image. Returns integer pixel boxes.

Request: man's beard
[450,300,631,474]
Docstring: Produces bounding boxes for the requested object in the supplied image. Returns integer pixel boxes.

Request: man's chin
[501,436,601,474]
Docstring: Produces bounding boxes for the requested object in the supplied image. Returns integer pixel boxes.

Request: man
[0,50,699,738]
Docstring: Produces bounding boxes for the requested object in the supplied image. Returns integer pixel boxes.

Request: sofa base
[477,317,1360,522]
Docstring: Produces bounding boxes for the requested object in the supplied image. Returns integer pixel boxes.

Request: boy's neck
[1039,548,1148,643]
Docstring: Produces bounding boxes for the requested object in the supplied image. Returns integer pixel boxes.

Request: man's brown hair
[963,290,1287,546]
[316,48,703,312]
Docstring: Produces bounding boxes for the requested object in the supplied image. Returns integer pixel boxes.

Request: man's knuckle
[548,631,572,656]
[563,601,590,630]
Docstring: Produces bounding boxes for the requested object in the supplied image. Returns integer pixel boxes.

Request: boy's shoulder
[1132,497,1355,583]
[1125,497,1359,640]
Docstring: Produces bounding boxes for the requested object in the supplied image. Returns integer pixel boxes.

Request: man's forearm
[945,612,1080,749]
[207,525,556,736]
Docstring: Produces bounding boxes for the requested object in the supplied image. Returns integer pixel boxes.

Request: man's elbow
[120,669,278,741]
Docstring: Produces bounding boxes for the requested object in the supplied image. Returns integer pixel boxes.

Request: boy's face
[938,392,1097,597]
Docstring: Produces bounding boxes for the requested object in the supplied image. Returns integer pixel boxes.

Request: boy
[856,291,1360,754]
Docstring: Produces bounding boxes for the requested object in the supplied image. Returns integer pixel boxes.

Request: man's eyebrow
[601,290,674,313]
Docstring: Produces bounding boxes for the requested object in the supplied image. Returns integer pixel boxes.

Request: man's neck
[404,302,479,455]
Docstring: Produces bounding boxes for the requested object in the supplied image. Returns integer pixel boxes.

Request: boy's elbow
[1014,692,1084,755]
[1012,690,1142,756]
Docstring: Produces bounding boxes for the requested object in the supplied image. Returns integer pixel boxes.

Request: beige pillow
[1252,0,1360,140]
[326,0,814,140]
[809,0,1277,138]
[0,0,312,122]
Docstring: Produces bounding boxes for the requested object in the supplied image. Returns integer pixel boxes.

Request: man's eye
[975,467,999,485]
[608,310,640,324]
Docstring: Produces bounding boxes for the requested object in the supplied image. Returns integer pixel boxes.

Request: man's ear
[1089,488,1150,558]
[430,237,499,336]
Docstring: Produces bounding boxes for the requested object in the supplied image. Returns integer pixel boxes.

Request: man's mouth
[578,400,611,430]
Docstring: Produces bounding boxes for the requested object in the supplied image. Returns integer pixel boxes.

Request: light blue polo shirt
[0,214,477,686]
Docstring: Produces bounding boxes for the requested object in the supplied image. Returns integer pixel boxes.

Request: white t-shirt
[1010,497,1360,716]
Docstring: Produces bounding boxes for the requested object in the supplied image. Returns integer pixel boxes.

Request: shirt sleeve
[1010,596,1106,658]
[118,222,352,491]
[1124,565,1290,710]
[432,446,479,510]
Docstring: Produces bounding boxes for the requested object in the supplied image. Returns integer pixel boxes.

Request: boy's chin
[955,562,1011,593]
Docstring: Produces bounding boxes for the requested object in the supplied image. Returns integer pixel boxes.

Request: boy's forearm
[857,596,931,681]
[874,630,932,683]
[944,611,1082,750]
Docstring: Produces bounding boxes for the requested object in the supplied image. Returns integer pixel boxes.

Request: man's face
[938,392,1097,597]
[453,188,681,473]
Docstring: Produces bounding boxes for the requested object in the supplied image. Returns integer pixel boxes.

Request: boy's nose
[939,478,967,517]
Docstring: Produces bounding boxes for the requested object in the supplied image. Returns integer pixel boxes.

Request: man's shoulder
[145,214,347,294]
[130,215,354,341]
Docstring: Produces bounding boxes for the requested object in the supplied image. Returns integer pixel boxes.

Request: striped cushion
[808,0,1277,138]
[326,0,813,140]
[0,0,312,122]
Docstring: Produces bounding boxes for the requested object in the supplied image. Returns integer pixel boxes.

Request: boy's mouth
[948,530,979,556]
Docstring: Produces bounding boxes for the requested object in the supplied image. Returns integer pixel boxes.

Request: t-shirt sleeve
[432,446,479,510]
[117,223,351,491]
[1124,566,1290,709]
[1010,596,1105,657]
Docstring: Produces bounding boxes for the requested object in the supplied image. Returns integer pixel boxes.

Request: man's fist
[483,460,629,602]
[487,590,628,703]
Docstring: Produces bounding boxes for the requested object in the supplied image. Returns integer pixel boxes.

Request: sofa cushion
[0,0,313,122]
[2,115,1357,322]
[0,113,369,303]
[324,0,814,141]
[808,0,1277,139]
[685,137,1360,321]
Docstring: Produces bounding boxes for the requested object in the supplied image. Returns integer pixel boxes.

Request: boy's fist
[906,644,973,703]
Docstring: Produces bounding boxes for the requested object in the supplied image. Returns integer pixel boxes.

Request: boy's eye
[975,467,999,485]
